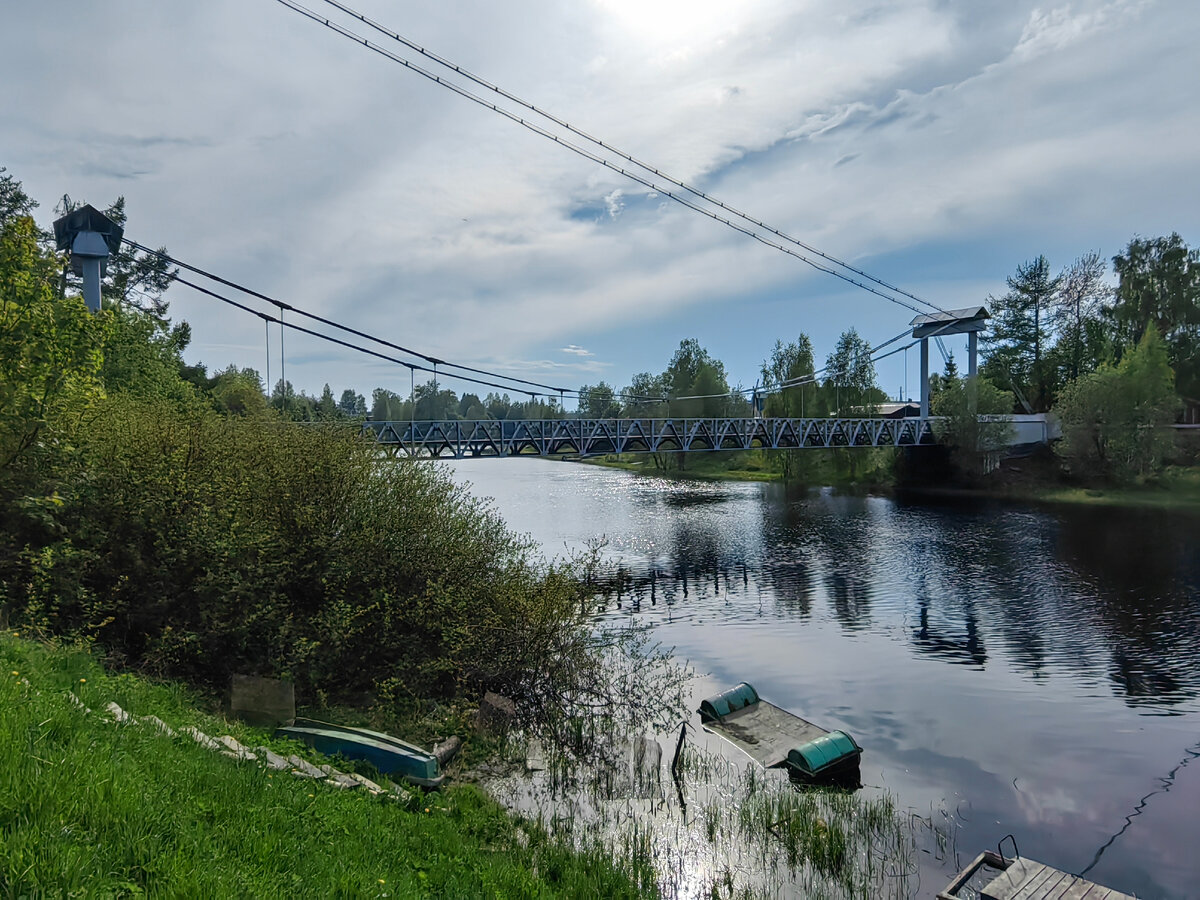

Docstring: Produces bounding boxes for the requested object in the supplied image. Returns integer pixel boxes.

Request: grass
[1028,465,1200,513]
[571,450,897,490]
[0,635,655,898]
[488,730,920,899]
[573,453,782,482]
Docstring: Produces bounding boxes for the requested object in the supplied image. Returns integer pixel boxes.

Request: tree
[1052,251,1112,383]
[316,384,339,420]
[412,380,459,420]
[0,211,108,473]
[338,388,367,419]
[823,328,879,416]
[659,339,732,469]
[664,338,730,418]
[1109,234,1200,398]
[931,377,1014,480]
[100,306,196,402]
[943,351,959,382]
[760,335,819,481]
[271,379,318,421]
[928,355,961,415]
[485,392,515,420]
[578,382,621,418]
[620,373,667,418]
[0,167,37,227]
[210,366,267,417]
[1055,328,1179,481]
[371,388,407,421]
[983,255,1061,411]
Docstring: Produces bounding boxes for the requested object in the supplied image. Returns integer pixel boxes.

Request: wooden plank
[701,700,826,769]
[980,857,1135,900]
[987,860,1059,899]
[1058,882,1110,900]
[1015,864,1062,900]
[1042,871,1081,900]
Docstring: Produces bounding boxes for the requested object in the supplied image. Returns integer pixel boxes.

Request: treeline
[978,242,1195,481]
[981,243,1197,412]
[0,168,684,749]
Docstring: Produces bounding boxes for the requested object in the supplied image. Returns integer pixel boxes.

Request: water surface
[449,458,1200,898]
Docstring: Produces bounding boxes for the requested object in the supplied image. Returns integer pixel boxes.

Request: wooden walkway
[983,858,1134,900]
[940,851,1135,900]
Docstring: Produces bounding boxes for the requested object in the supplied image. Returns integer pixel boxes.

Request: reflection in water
[1081,742,1200,877]
[593,486,1199,712]
[912,598,987,668]
[448,460,1200,898]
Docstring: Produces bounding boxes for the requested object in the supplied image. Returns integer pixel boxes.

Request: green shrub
[1054,328,1180,482]
[3,395,685,753]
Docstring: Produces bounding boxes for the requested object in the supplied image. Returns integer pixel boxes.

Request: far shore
[563,454,1200,515]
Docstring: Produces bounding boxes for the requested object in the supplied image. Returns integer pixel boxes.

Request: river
[448,457,1200,898]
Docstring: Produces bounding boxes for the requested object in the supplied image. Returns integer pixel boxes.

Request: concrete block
[217,735,257,761]
[254,746,292,771]
[139,715,175,737]
[287,755,325,778]
[475,691,516,735]
[319,765,360,790]
[184,726,220,751]
[433,735,462,767]
[104,701,133,724]
[348,772,383,793]
[230,674,294,728]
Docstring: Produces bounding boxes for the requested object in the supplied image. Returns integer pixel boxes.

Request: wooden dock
[939,851,1135,900]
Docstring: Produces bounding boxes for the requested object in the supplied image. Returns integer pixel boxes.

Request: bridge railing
[363,416,942,458]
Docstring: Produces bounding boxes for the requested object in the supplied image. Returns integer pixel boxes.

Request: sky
[3,0,1198,408]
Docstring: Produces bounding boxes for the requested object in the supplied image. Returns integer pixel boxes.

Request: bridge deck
[364,416,938,458]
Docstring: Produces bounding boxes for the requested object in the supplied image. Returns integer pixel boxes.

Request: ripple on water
[448,458,1200,897]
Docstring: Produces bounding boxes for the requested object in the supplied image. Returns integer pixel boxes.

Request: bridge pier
[919,338,930,419]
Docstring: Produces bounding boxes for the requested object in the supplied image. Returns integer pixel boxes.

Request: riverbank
[900,461,1200,515]
[571,453,1200,514]
[0,635,655,898]
[572,450,892,491]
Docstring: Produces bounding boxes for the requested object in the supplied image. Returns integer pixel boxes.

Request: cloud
[604,189,625,219]
[561,345,594,356]
[2,0,1195,401]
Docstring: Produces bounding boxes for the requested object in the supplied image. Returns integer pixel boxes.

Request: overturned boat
[275,718,445,789]
[698,682,862,785]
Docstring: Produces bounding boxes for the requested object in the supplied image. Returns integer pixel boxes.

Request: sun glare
[594,0,742,50]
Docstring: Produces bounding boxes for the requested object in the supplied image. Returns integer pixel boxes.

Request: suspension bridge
[46,3,1069,464]
[362,413,1059,459]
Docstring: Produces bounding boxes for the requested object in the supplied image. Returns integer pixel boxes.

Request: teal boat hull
[275,718,445,788]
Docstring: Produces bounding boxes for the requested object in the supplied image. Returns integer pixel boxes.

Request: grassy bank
[572,450,895,490]
[575,453,781,483]
[0,635,654,898]
[573,451,1200,514]
[996,465,1200,513]
[897,462,1200,515]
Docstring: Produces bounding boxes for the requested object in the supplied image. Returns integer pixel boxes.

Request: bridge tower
[909,306,990,417]
[53,204,124,314]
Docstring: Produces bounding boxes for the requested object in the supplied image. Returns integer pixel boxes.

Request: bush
[1054,328,1179,482]
[930,376,1014,480]
[3,395,686,754]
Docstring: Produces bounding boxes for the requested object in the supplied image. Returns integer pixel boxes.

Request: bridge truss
[364,417,938,459]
